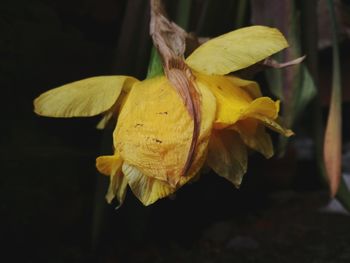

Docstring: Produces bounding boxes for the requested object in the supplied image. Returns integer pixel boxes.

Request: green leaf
[266,63,316,126]
[292,65,317,122]
[336,178,350,211]
[176,0,192,29]
[234,0,248,29]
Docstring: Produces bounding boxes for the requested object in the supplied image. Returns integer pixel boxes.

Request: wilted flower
[34,26,293,206]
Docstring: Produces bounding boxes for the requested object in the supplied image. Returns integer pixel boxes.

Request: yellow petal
[196,74,252,129]
[96,90,130,129]
[232,118,258,135]
[106,172,128,206]
[244,98,280,119]
[96,154,127,206]
[96,154,123,176]
[96,110,114,130]
[34,76,138,117]
[186,26,288,75]
[122,163,175,206]
[232,120,274,159]
[207,130,247,188]
[252,115,294,137]
[197,74,279,129]
[114,76,216,185]
[230,76,262,98]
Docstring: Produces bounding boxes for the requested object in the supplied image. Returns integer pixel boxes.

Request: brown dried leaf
[234,56,305,80]
[324,101,342,197]
[149,0,201,181]
[262,56,306,69]
[323,0,343,197]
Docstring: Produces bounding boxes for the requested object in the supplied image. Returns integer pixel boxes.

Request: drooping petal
[122,163,175,206]
[244,98,280,120]
[232,120,274,159]
[207,130,247,188]
[106,171,128,206]
[196,74,252,128]
[96,155,123,175]
[233,118,259,135]
[96,154,127,206]
[96,110,115,130]
[199,74,293,140]
[96,89,130,129]
[122,158,205,206]
[114,76,216,186]
[186,26,288,75]
[251,115,294,137]
[34,76,138,117]
[231,76,262,98]
[197,74,280,129]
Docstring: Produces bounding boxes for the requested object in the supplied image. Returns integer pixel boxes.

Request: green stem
[301,0,327,183]
[234,0,248,28]
[327,0,341,98]
[176,0,192,29]
[146,48,163,78]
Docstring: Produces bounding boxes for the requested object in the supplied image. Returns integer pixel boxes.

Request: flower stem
[146,48,163,78]
[176,0,192,29]
[234,0,248,29]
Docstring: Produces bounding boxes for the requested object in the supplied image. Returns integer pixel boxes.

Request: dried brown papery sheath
[149,0,201,185]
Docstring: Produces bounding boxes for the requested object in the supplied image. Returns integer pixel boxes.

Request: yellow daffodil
[34,26,293,206]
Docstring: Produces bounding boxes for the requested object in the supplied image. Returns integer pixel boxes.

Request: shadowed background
[1,0,350,262]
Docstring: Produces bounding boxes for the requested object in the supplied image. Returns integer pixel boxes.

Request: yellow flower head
[34,26,293,206]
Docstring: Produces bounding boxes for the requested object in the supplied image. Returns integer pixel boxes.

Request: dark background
[1,0,350,262]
